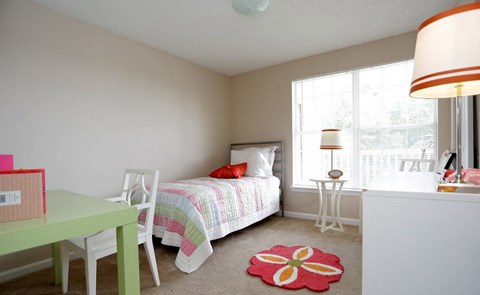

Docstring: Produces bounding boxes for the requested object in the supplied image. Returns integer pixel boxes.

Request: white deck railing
[301,149,435,187]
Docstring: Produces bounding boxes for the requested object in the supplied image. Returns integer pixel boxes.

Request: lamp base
[327,169,343,179]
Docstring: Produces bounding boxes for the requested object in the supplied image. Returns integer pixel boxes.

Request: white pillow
[231,150,273,177]
[235,146,277,168]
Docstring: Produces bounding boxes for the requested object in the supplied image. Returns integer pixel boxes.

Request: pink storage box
[0,155,14,171]
[0,169,46,222]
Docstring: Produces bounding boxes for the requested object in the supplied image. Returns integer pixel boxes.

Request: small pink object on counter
[462,168,480,185]
[445,168,480,185]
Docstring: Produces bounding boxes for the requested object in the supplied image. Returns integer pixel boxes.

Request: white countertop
[365,171,480,203]
[368,171,438,192]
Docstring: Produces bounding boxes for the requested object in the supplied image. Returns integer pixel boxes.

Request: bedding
[151,175,281,273]
[230,146,277,176]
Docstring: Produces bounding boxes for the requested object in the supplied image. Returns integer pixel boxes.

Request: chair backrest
[120,169,159,235]
[398,159,436,172]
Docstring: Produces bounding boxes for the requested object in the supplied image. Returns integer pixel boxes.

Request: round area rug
[247,245,344,292]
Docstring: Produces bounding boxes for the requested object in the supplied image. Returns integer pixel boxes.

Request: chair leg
[144,237,160,286]
[60,244,70,294]
[84,254,97,295]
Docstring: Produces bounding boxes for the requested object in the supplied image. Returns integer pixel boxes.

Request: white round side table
[310,178,348,233]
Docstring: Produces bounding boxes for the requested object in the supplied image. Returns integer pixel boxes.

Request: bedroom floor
[0,216,362,294]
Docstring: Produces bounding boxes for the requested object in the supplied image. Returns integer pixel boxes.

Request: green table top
[0,189,138,255]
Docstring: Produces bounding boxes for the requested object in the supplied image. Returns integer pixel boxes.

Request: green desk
[0,190,140,295]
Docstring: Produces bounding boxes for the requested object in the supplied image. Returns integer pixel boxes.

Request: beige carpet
[0,216,362,294]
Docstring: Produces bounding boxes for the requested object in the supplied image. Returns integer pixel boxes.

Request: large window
[292,60,437,188]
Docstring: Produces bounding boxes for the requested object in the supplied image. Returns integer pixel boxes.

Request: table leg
[52,242,61,285]
[320,183,328,232]
[335,182,344,232]
[315,182,323,228]
[330,183,338,228]
[116,223,140,295]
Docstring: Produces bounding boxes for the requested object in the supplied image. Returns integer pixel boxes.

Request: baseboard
[283,210,360,226]
[0,252,80,284]
[0,258,52,283]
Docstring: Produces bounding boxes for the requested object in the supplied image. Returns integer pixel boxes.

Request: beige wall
[231,32,452,219]
[0,0,230,273]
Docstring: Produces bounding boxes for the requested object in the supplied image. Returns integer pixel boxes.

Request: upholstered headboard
[230,140,284,216]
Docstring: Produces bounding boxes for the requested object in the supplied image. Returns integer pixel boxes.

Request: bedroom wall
[230,32,452,221]
[0,0,230,274]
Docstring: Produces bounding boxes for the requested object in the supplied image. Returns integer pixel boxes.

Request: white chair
[398,158,436,172]
[398,148,435,172]
[60,169,160,295]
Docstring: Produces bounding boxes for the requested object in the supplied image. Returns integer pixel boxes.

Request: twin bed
[149,141,284,273]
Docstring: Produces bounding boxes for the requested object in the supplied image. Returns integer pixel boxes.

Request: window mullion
[352,71,361,187]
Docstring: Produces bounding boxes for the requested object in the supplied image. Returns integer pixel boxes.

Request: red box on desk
[0,169,46,222]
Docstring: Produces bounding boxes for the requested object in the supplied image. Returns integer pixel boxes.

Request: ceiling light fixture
[232,0,269,16]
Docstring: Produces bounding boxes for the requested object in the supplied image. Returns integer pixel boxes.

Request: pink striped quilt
[152,176,280,273]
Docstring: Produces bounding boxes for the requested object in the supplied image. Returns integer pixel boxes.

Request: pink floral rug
[247,245,344,292]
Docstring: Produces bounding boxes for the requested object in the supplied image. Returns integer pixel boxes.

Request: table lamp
[410,2,480,183]
[320,129,343,179]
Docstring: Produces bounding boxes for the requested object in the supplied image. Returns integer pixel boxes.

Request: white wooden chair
[60,169,161,295]
[398,159,436,172]
[398,148,435,172]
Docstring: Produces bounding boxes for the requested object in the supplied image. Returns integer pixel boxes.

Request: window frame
[292,60,438,189]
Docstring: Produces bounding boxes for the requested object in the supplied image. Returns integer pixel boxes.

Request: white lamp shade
[320,129,343,150]
[410,3,480,98]
[232,0,269,16]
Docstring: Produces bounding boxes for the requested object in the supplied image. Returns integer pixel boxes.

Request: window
[292,60,437,188]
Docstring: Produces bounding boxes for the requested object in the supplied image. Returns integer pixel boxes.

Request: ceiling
[31,0,462,76]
